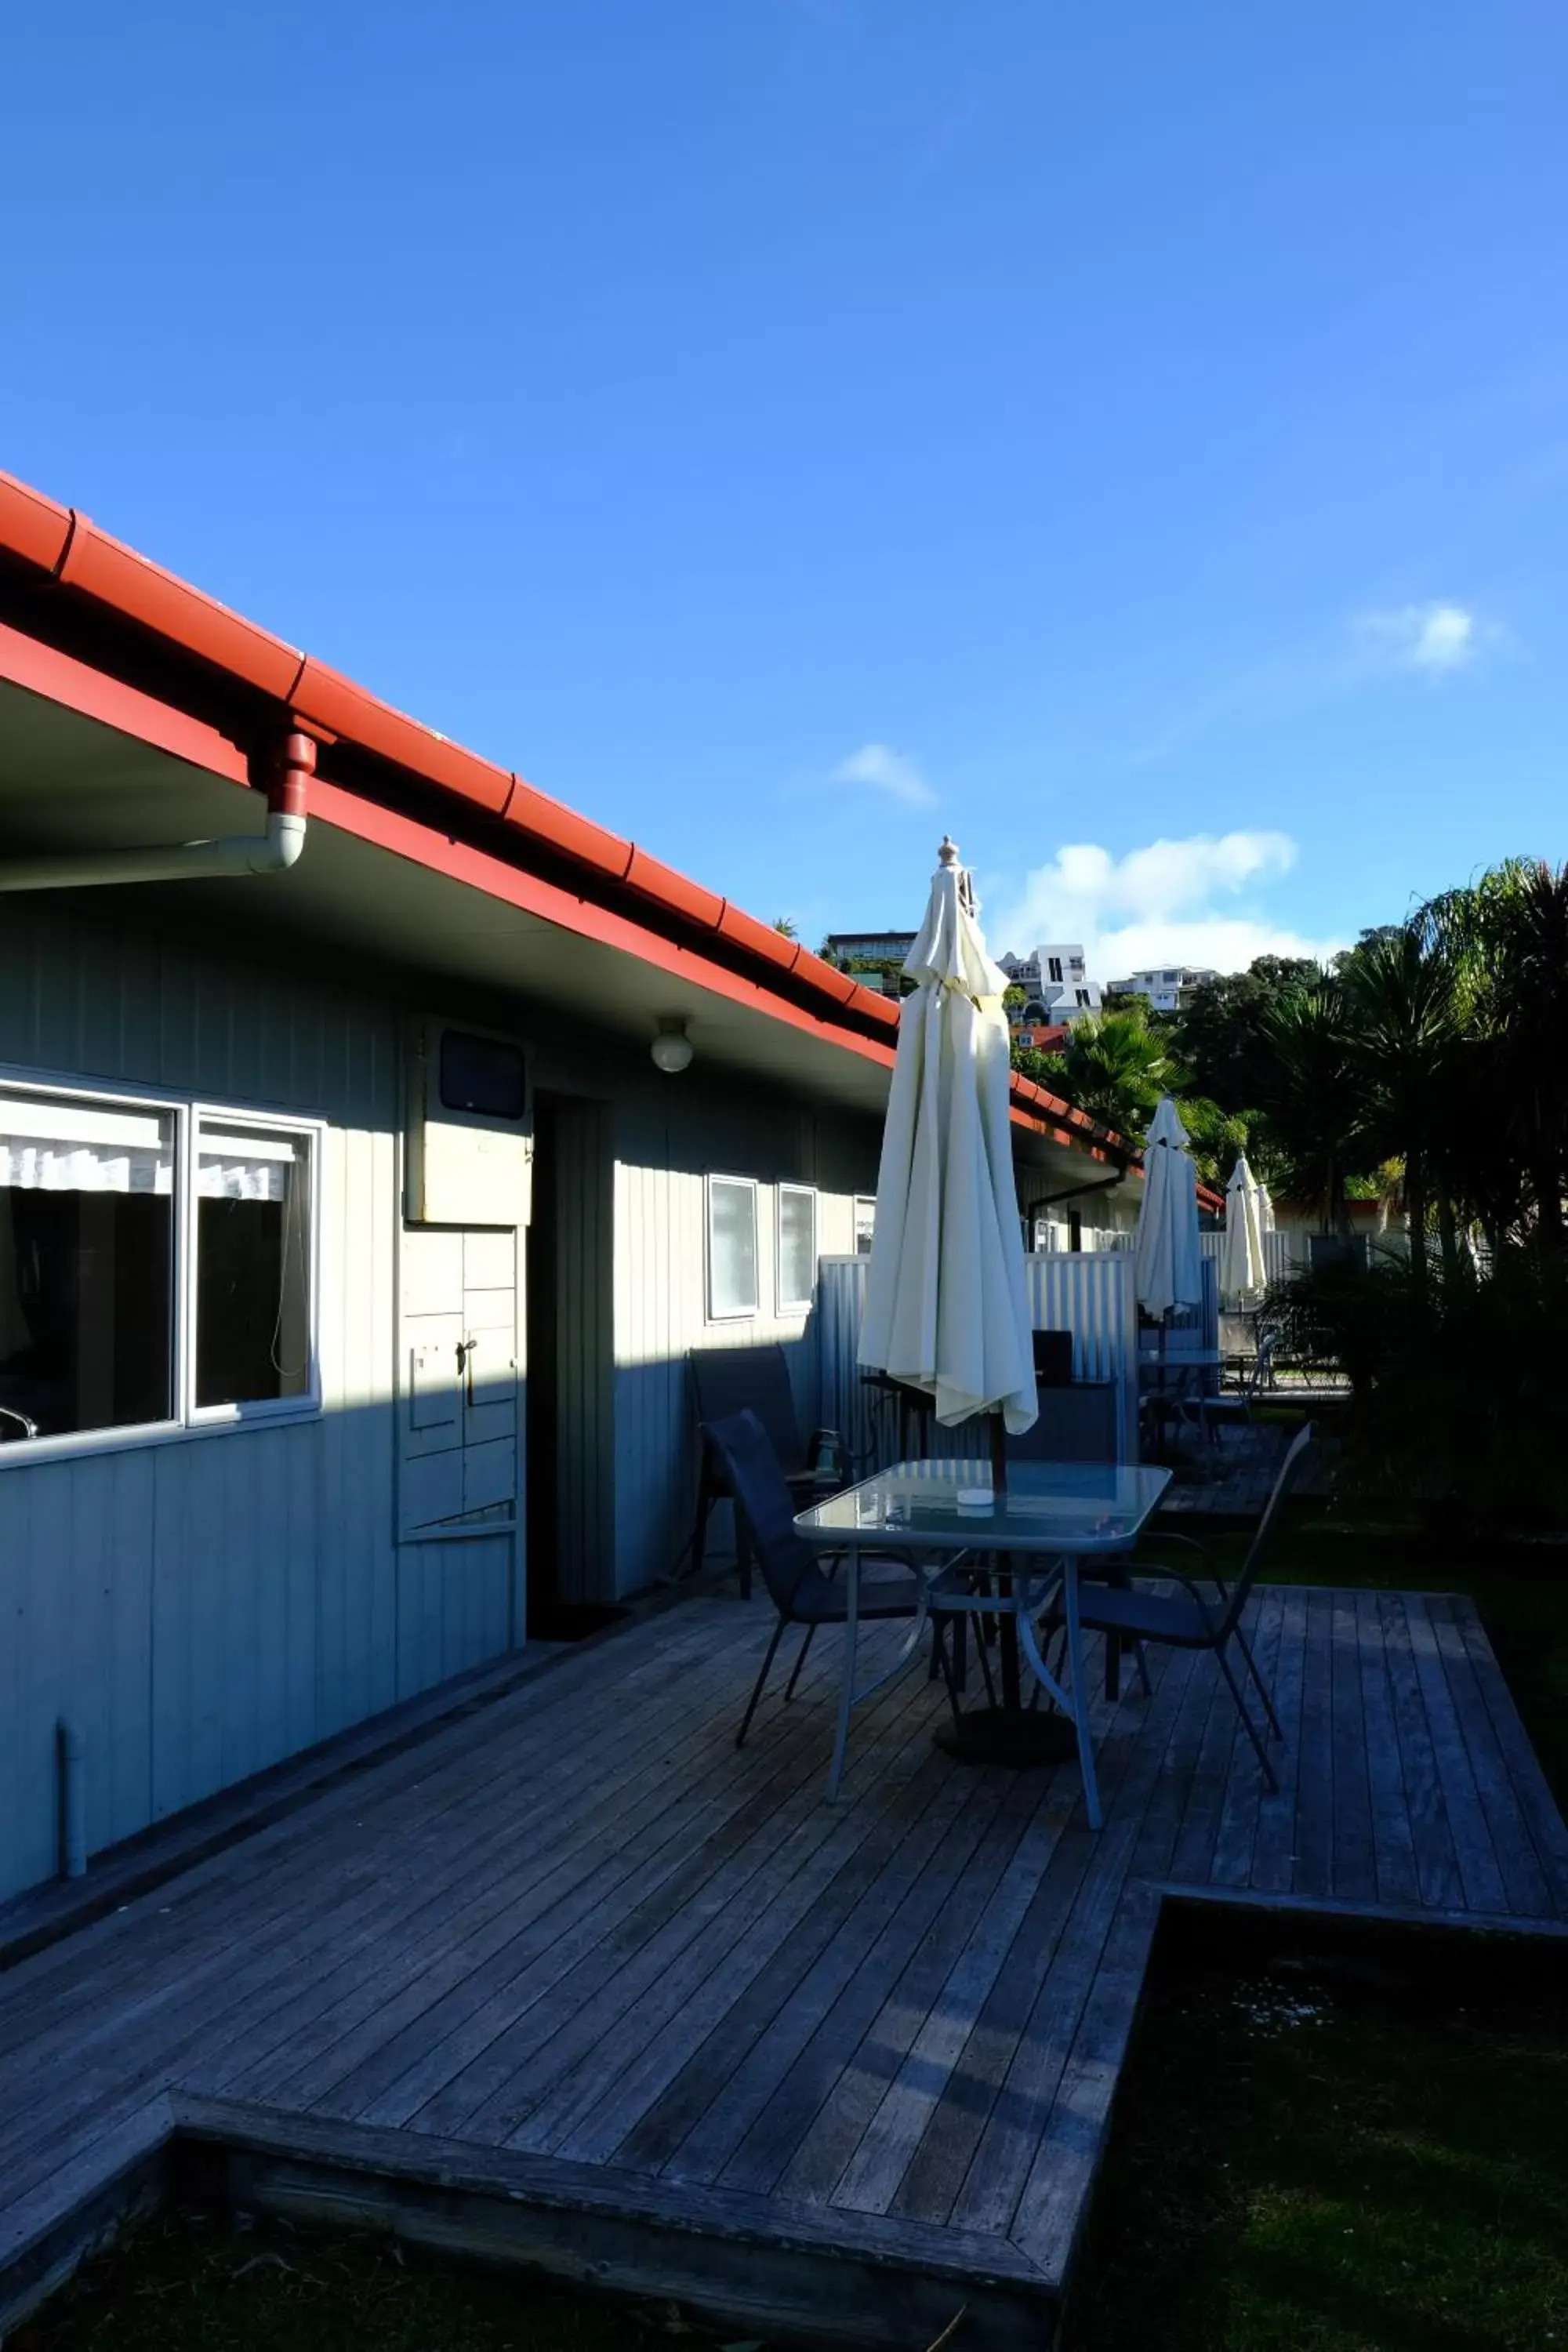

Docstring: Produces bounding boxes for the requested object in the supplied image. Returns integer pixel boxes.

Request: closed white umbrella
[1134,1095,1203,1323]
[858,840,1037,1436]
[1220,1151,1269,1305]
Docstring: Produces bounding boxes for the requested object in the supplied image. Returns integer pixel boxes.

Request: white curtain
[0,1098,302,1203]
[0,1098,173,1195]
[198,1131,299,1203]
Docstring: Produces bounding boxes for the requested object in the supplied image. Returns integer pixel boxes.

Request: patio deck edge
[166,2096,1056,2352]
[0,2099,173,2340]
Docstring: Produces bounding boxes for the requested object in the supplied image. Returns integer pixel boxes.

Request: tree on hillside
[1171,956,1323,1111]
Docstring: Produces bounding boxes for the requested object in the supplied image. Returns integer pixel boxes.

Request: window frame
[854,1195,877,1257]
[704,1172,760,1323]
[0,1065,325,1467]
[775,1181,818,1317]
[186,1102,325,1430]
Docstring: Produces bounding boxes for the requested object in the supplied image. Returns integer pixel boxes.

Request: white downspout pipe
[0,730,313,894]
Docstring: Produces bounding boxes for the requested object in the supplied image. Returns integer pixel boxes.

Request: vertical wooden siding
[610,1082,877,1595]
[0,902,510,1904]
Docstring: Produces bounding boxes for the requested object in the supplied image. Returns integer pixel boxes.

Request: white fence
[1200,1227,1310,1288]
[1200,1225,1414,1291]
[817,1250,1145,1465]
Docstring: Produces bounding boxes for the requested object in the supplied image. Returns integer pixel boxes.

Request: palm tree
[1254,977,1362,1236]
[1046,1007,1171,1144]
[1419,859,1568,1250]
[1176,1096,1253,1192]
[1340,924,1462,1311]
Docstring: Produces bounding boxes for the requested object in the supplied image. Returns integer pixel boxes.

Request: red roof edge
[0,465,1140,1171]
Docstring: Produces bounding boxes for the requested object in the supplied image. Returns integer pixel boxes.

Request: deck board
[1,1579,1564,2350]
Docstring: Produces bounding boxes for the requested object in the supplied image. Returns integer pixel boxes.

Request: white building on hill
[996,944,1102,1025]
[1106,964,1219,1014]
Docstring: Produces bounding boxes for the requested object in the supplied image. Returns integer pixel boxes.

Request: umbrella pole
[989,1415,1024,1712]
[933,1407,1073,1767]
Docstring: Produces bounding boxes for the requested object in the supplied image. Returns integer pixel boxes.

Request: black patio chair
[1043,1422,1316,1789]
[704,1409,964,1753]
[690,1345,848,1592]
[1200,1331,1275,1462]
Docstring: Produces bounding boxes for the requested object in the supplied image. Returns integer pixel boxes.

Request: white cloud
[829,742,936,808]
[1359,601,1492,675]
[985,829,1346,983]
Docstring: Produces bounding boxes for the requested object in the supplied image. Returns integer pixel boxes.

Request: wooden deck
[2,1580,1566,2349]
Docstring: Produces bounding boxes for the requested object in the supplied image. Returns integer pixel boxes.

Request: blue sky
[4,2,1566,978]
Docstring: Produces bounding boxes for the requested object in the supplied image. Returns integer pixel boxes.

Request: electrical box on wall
[405,1018,533,1227]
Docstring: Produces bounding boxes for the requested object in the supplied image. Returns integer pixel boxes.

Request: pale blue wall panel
[0,901,419,1899]
[610,1081,880,1598]
[0,895,884,1901]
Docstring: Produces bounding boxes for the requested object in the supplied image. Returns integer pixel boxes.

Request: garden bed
[1064,1907,1568,2352]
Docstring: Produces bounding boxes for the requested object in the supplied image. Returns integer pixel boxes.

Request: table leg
[828,1543,860,1802]
[1062,1559,1102,1830]
[998,1555,1023,1711]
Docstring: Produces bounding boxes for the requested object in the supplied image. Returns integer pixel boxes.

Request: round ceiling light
[651,1018,694,1074]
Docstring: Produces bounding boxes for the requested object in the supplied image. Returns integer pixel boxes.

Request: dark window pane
[439,1032,526,1120]
[0,1094,176,1439]
[195,1127,312,1406]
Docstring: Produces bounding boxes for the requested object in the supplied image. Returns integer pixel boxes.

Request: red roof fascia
[0,616,249,785]
[0,466,1118,1157]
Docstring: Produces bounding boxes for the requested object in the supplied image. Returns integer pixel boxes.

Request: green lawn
[1062,1926,1568,2352]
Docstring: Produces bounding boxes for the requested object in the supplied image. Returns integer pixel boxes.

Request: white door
[400,1226,519,1536]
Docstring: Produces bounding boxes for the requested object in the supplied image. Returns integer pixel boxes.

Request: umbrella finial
[937,835,976,912]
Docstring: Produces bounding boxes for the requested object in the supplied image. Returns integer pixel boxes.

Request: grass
[1062,1923,1568,2352]
[9,2212,756,2352]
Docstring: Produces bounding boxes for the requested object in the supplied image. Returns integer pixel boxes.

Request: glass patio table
[795,1457,1171,1827]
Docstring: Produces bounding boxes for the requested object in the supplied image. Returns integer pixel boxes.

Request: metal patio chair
[690,1345,848,1592]
[1044,1421,1316,1789]
[704,1409,965,1754]
[1200,1330,1275,1462]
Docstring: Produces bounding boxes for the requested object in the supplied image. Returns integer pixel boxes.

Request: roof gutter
[0,730,312,893]
[0,466,1149,1171]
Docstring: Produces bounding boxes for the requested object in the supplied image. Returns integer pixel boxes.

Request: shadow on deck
[2,1575,1565,2349]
